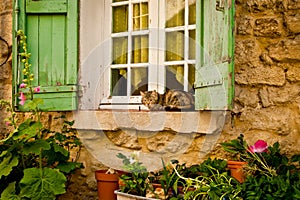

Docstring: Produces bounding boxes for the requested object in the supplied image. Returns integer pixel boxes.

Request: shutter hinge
[194,79,223,89]
[216,0,225,11]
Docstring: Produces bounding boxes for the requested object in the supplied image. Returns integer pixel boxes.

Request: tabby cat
[140,90,195,111]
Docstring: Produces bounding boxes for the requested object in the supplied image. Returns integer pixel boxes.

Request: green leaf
[0,152,19,179]
[22,140,51,155]
[57,162,83,173]
[24,98,44,110]
[13,119,42,140]
[52,142,69,157]
[0,182,21,200]
[20,168,67,200]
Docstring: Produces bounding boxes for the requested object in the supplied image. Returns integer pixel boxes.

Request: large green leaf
[0,182,21,200]
[22,140,51,155]
[0,152,19,179]
[57,161,83,173]
[52,142,69,157]
[13,119,43,140]
[20,167,67,200]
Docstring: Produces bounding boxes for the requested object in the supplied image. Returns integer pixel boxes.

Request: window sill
[73,110,226,134]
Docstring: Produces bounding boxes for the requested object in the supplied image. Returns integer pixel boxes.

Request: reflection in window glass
[188,64,195,93]
[166,31,184,61]
[165,0,184,28]
[112,5,128,33]
[132,35,149,63]
[112,37,128,64]
[189,30,196,60]
[166,66,184,91]
[111,68,127,96]
[131,67,148,95]
[133,3,148,30]
[188,0,196,24]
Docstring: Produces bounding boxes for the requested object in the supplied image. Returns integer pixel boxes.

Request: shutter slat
[26,0,68,13]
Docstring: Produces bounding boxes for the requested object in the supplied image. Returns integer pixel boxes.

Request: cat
[140,89,195,111]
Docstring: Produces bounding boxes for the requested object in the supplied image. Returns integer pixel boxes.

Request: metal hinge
[194,78,223,89]
[216,0,225,11]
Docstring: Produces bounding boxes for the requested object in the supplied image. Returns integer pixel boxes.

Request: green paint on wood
[195,0,235,110]
[13,0,78,111]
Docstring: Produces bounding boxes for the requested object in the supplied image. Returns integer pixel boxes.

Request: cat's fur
[140,90,195,111]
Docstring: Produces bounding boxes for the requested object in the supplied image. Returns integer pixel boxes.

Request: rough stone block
[254,18,282,37]
[235,63,286,86]
[285,11,300,34]
[268,35,300,61]
[235,39,260,65]
[236,17,253,35]
[286,63,300,81]
[259,83,300,107]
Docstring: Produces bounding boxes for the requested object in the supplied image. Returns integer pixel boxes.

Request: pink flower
[5,121,12,126]
[248,140,268,153]
[20,83,27,88]
[34,86,40,93]
[19,92,26,105]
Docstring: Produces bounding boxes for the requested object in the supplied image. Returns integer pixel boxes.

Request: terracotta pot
[95,170,120,200]
[227,161,247,183]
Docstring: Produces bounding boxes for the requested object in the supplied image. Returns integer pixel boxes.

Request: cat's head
[140,90,160,109]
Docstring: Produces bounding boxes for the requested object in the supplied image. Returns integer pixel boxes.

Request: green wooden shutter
[13,0,78,111]
[194,0,234,110]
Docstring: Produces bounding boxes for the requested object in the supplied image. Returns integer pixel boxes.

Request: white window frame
[79,0,196,110]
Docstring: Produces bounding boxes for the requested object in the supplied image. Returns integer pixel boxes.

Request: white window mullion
[184,0,189,91]
[148,0,160,92]
[157,0,165,93]
[127,0,133,96]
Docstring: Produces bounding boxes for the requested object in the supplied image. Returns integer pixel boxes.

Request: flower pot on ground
[114,190,160,200]
[227,160,247,183]
[95,170,124,200]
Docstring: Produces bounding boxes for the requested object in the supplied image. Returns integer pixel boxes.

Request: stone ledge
[72,110,227,134]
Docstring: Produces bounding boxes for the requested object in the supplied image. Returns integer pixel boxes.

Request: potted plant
[95,168,126,200]
[222,134,300,199]
[172,158,242,200]
[115,152,160,200]
[0,30,83,200]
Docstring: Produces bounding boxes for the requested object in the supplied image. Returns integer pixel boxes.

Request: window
[99,0,197,109]
[13,0,234,111]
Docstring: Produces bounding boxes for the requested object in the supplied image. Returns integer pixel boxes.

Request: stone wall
[0,0,299,199]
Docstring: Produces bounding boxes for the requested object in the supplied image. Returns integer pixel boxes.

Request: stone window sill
[72,110,227,134]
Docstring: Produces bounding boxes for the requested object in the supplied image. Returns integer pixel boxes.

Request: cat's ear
[152,90,157,94]
[140,91,145,96]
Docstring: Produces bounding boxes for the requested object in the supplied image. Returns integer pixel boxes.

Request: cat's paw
[149,104,164,111]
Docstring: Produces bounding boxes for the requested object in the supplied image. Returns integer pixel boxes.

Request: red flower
[248,140,268,153]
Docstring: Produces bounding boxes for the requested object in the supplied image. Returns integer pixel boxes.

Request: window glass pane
[111,68,127,96]
[165,0,184,28]
[166,31,184,61]
[131,67,148,95]
[188,0,196,24]
[189,29,196,60]
[166,65,184,91]
[188,64,195,93]
[112,5,128,33]
[133,3,148,30]
[132,35,149,63]
[112,37,128,64]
